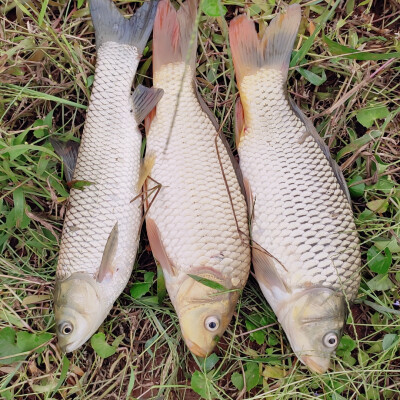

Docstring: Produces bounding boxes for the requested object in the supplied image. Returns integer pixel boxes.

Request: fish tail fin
[229,4,301,84]
[89,0,159,54]
[153,0,198,73]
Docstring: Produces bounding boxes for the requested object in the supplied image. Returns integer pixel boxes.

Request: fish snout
[185,338,210,358]
[301,355,330,374]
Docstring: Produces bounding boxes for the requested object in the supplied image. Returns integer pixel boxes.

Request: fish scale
[56,42,142,304]
[146,64,250,294]
[239,68,361,299]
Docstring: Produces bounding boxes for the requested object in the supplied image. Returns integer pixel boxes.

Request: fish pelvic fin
[89,0,159,53]
[50,138,80,183]
[229,4,301,85]
[153,0,199,73]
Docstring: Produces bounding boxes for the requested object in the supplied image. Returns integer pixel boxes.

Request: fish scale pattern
[56,42,142,304]
[239,68,361,300]
[145,63,250,298]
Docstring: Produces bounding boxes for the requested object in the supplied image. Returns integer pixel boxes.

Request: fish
[53,0,162,353]
[229,5,361,373]
[143,0,251,357]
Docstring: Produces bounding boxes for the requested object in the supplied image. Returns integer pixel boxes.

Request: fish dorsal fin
[288,97,352,205]
[132,84,164,124]
[196,88,220,131]
[234,97,245,148]
[97,222,119,283]
[50,138,80,183]
[252,243,290,294]
[146,217,177,276]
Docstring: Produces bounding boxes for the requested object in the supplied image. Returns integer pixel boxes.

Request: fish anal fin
[97,222,119,283]
[243,177,253,212]
[252,244,289,294]
[132,84,164,124]
[234,97,246,148]
[50,138,80,183]
[146,218,177,276]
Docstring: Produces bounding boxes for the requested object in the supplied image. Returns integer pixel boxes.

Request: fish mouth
[185,339,208,358]
[301,355,330,374]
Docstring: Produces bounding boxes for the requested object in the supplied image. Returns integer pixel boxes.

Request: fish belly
[145,62,250,298]
[56,42,142,304]
[238,68,361,300]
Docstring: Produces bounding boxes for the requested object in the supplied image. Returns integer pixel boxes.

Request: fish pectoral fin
[137,154,156,192]
[146,217,177,276]
[234,97,246,148]
[97,222,119,283]
[288,97,352,206]
[252,244,290,294]
[132,85,164,124]
[50,138,80,183]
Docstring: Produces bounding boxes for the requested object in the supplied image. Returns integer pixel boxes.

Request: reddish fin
[145,107,156,136]
[146,218,177,276]
[229,5,301,84]
[97,222,119,283]
[243,177,253,213]
[153,0,198,73]
[234,97,245,148]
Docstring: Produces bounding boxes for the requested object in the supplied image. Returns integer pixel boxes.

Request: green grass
[1,0,400,399]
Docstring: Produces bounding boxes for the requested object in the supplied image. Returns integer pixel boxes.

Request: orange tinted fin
[234,97,245,148]
[146,218,177,276]
[243,177,253,212]
[153,0,198,74]
[229,5,301,85]
[145,108,157,136]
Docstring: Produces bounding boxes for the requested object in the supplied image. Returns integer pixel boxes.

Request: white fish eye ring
[204,316,220,332]
[323,332,338,348]
[59,322,74,336]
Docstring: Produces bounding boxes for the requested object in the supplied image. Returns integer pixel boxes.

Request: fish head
[175,272,238,358]
[54,273,104,353]
[279,287,345,374]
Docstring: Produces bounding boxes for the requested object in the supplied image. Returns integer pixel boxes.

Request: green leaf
[231,372,244,391]
[356,105,390,128]
[366,199,389,213]
[245,319,265,345]
[367,246,392,274]
[348,175,365,198]
[382,334,398,351]
[0,328,24,365]
[156,262,167,304]
[91,332,117,358]
[191,370,218,399]
[200,0,227,17]
[322,35,400,60]
[77,0,85,8]
[297,67,327,86]
[16,331,52,354]
[358,209,375,222]
[336,335,356,355]
[244,362,259,391]
[336,130,382,160]
[187,274,227,292]
[367,274,395,291]
[204,353,219,372]
[70,180,94,190]
[130,271,155,299]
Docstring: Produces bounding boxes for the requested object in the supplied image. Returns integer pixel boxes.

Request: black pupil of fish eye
[328,337,336,345]
[63,325,72,334]
[209,321,216,329]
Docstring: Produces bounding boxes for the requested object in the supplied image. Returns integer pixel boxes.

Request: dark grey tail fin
[90,0,159,54]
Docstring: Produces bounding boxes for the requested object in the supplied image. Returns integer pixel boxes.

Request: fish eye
[204,316,220,332]
[323,332,338,348]
[59,322,74,336]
